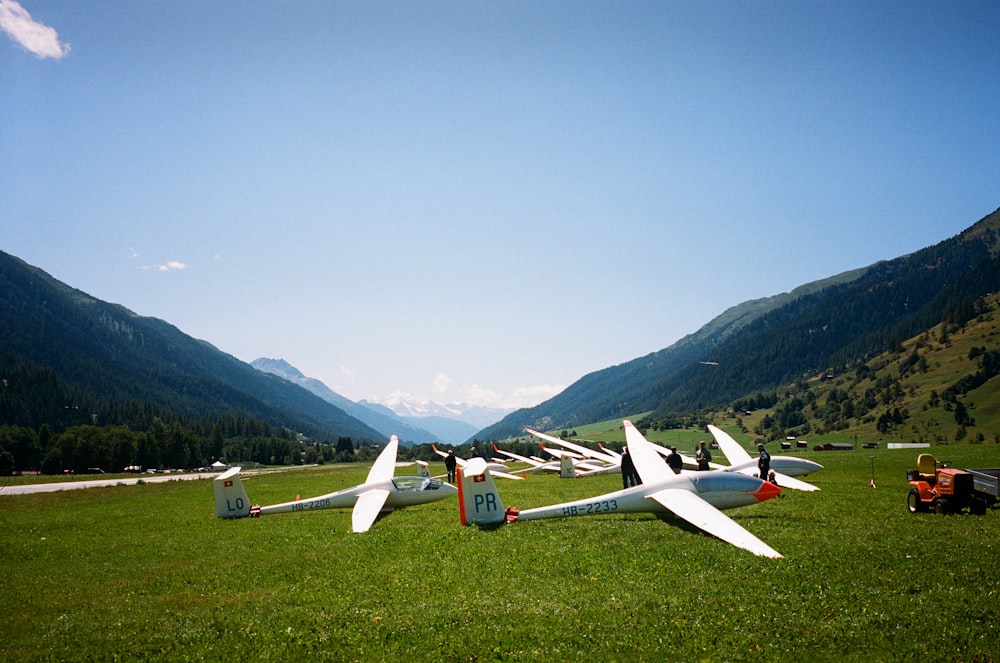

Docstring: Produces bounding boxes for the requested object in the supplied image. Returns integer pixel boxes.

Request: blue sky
[3,1,999,410]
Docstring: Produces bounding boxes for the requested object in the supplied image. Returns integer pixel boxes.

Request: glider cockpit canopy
[391,476,445,492]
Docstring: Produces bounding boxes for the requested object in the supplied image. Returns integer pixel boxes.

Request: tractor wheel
[933,498,950,515]
[971,497,988,515]
[907,489,926,514]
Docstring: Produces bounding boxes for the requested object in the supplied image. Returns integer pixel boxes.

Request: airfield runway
[0,472,219,495]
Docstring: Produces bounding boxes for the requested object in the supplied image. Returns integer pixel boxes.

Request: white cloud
[142,261,187,272]
[465,383,564,409]
[466,384,501,407]
[431,371,452,395]
[0,0,70,59]
[511,384,564,404]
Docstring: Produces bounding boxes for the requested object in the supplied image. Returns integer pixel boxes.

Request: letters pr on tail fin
[458,460,509,525]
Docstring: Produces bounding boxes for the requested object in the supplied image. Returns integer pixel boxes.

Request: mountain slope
[714,290,1000,446]
[0,251,383,441]
[475,266,875,440]
[476,207,1000,441]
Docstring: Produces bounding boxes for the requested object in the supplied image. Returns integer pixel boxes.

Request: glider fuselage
[258,476,455,516]
[725,457,824,477]
[513,472,777,522]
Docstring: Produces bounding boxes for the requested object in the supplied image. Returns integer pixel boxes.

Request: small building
[813,443,854,451]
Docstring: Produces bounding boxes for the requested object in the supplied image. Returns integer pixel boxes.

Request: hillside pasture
[2,444,999,661]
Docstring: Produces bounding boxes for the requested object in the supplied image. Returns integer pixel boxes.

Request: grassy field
[2,440,999,662]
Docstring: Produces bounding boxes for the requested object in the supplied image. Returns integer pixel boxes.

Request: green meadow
[2,442,999,662]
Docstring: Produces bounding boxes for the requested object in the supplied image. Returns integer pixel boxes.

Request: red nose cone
[754,480,782,502]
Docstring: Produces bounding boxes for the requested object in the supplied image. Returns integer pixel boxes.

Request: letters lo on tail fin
[458,460,508,525]
[214,467,251,518]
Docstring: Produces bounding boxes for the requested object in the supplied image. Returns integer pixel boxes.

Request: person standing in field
[696,441,712,471]
[666,446,683,474]
[445,450,457,483]
[620,447,640,488]
[757,443,771,480]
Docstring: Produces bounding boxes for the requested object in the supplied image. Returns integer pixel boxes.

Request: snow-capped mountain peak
[372,391,513,430]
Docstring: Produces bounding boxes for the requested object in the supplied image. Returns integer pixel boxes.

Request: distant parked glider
[492,444,575,477]
[523,428,620,477]
[707,425,823,492]
[214,435,457,532]
[460,420,784,558]
[430,444,524,480]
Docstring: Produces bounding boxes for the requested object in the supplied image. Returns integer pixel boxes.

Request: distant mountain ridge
[250,358,439,444]
[250,358,510,444]
[5,206,998,449]
[373,392,513,430]
[0,251,383,442]
[476,207,1000,441]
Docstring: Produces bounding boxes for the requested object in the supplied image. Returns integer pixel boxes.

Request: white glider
[492,445,578,478]
[524,428,620,477]
[214,435,457,532]
[707,425,823,492]
[460,420,783,558]
[430,444,525,480]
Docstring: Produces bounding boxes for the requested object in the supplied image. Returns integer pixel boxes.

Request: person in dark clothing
[445,450,457,483]
[757,443,771,480]
[666,446,683,474]
[620,448,640,488]
[696,441,712,471]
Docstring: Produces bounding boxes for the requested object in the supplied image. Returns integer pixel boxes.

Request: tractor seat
[917,454,937,482]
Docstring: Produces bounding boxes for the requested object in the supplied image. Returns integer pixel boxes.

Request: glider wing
[707,425,753,466]
[365,435,399,484]
[352,488,392,533]
[623,420,672,485]
[646,487,783,559]
[770,472,819,492]
[525,428,617,464]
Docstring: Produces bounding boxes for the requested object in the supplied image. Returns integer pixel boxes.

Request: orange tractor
[906,453,999,515]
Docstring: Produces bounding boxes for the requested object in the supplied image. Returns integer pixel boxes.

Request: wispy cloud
[0,0,70,59]
[466,383,564,409]
[142,261,187,272]
[431,371,453,396]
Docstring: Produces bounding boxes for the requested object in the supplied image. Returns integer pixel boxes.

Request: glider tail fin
[458,460,511,526]
[214,467,252,518]
[560,454,575,478]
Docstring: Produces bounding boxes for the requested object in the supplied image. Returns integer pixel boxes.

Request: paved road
[0,472,220,495]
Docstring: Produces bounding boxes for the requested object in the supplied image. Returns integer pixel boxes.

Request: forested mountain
[703,289,1000,447]
[0,251,382,442]
[476,207,1000,441]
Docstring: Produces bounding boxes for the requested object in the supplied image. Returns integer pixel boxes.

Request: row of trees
[0,419,324,476]
[0,415,534,476]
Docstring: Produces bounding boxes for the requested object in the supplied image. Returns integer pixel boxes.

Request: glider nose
[753,480,781,502]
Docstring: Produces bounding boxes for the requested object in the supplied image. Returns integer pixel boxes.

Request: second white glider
[460,420,784,558]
